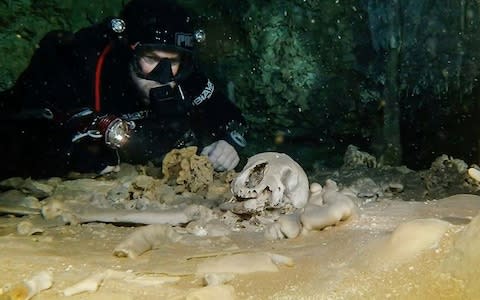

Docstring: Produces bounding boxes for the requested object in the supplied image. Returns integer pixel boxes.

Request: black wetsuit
[0,20,245,178]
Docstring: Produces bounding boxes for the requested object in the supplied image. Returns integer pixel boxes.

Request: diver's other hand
[201,140,239,171]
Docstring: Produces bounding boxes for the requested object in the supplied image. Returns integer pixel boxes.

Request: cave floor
[1,194,480,299]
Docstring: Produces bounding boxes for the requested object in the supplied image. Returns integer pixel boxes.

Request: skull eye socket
[246,162,267,188]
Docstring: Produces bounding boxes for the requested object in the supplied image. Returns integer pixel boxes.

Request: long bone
[41,200,210,226]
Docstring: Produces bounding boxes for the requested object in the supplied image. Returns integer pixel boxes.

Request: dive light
[70,109,135,149]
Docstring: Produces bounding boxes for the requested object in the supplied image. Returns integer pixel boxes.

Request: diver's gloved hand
[201,140,239,172]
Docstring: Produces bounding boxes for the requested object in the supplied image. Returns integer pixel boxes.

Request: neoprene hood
[121,0,196,53]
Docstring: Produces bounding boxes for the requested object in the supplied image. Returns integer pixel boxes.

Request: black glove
[224,120,248,150]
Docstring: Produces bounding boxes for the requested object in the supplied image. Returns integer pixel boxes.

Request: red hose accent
[94,43,112,112]
[96,115,117,135]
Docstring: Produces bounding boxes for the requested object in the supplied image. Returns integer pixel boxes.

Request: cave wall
[2,0,480,170]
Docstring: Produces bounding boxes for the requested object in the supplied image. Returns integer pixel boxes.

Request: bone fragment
[301,202,352,231]
[16,221,44,236]
[185,249,246,261]
[265,180,356,239]
[123,274,180,286]
[1,271,53,300]
[301,180,355,232]
[268,253,295,267]
[75,209,193,225]
[264,214,302,240]
[113,224,183,258]
[40,199,65,220]
[203,273,236,286]
[196,252,293,275]
[468,167,480,182]
[42,200,207,226]
[308,182,323,206]
[63,269,130,296]
[63,272,107,296]
[63,270,180,296]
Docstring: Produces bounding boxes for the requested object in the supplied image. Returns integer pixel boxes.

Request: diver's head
[129,49,180,104]
[120,0,205,84]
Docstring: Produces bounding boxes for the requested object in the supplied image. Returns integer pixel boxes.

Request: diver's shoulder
[73,18,116,48]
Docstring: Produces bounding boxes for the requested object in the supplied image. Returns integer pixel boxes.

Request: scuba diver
[0,0,247,179]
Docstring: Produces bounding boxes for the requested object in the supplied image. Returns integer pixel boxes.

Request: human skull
[231,152,309,213]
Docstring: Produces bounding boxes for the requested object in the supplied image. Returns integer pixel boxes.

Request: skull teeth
[234,188,271,202]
